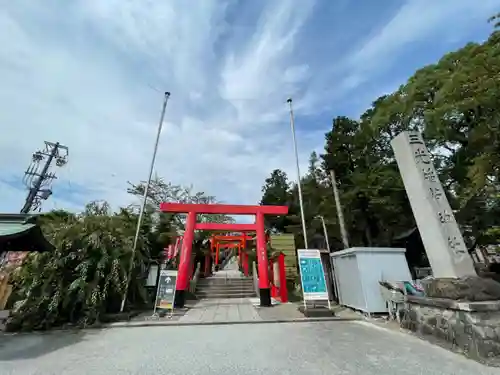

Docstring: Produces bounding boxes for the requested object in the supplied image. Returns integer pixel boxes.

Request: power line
[20,141,69,213]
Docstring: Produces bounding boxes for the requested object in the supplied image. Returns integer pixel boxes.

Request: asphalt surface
[0,321,497,375]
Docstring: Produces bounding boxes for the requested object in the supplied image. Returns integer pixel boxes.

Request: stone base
[259,288,271,307]
[401,295,500,366]
[0,310,8,331]
[298,305,335,317]
[423,276,500,301]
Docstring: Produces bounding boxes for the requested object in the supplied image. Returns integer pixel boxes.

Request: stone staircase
[195,277,256,299]
[195,256,256,299]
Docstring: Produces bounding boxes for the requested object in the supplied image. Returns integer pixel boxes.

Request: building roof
[0,213,53,253]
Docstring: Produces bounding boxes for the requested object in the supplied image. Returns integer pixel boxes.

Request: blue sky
[0,0,499,215]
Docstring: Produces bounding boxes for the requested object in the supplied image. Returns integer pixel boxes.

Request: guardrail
[189,263,202,293]
[219,252,234,270]
[252,261,260,297]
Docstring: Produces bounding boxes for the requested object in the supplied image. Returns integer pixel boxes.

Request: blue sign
[297,250,328,300]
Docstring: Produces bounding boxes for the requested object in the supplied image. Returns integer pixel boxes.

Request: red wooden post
[176,211,196,307]
[256,212,271,306]
[215,243,220,265]
[278,252,288,303]
[269,257,277,298]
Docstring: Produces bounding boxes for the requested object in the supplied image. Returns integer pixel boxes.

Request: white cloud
[0,0,317,217]
[0,0,498,219]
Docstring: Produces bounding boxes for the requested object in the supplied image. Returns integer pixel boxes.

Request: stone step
[196,279,253,285]
[196,289,255,296]
[195,291,257,299]
[197,281,254,287]
[199,277,253,282]
[196,288,256,295]
[197,283,254,289]
[195,289,255,294]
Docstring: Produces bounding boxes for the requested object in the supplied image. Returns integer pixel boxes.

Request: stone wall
[401,296,500,366]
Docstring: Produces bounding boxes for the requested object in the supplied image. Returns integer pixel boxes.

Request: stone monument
[391,131,476,278]
[392,131,500,363]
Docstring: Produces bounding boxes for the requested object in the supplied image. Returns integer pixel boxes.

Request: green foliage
[127,175,234,243]
[7,202,147,330]
[260,169,299,233]
[259,15,500,250]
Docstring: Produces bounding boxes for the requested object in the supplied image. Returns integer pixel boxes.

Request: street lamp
[286,98,308,248]
[120,91,171,312]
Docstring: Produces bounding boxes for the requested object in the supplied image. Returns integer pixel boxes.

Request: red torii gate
[210,234,252,270]
[160,202,288,307]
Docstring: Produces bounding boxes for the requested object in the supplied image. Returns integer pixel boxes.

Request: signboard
[297,249,329,301]
[155,270,177,311]
[146,264,159,287]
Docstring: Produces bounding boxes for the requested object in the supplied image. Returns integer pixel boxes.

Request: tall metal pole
[287,98,308,248]
[329,169,349,249]
[120,91,171,312]
[318,215,330,252]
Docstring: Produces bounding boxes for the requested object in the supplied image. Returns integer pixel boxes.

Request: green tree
[260,169,298,233]
[7,201,149,331]
[127,176,233,243]
[367,21,500,247]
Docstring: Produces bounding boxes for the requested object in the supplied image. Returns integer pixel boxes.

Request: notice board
[155,269,177,310]
[297,249,329,301]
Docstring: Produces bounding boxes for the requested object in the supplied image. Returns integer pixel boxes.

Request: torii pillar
[160,203,288,307]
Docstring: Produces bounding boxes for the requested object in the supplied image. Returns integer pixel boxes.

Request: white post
[287,98,308,248]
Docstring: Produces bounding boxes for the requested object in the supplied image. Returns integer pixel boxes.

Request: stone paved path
[178,298,311,323]
[2,320,497,374]
[212,256,242,278]
[180,256,338,324]
[179,298,261,323]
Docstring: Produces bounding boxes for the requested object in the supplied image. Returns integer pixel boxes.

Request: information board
[155,270,177,311]
[297,249,329,301]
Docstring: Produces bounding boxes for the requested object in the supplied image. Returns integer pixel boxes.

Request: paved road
[0,321,496,375]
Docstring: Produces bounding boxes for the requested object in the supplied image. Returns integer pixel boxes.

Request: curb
[101,316,362,329]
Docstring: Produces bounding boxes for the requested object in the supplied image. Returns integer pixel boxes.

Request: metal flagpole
[120,91,171,313]
[286,98,308,248]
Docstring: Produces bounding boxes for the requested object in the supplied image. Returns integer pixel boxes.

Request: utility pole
[21,141,69,214]
[329,170,349,249]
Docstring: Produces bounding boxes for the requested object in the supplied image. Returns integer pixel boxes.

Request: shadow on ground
[0,330,93,361]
